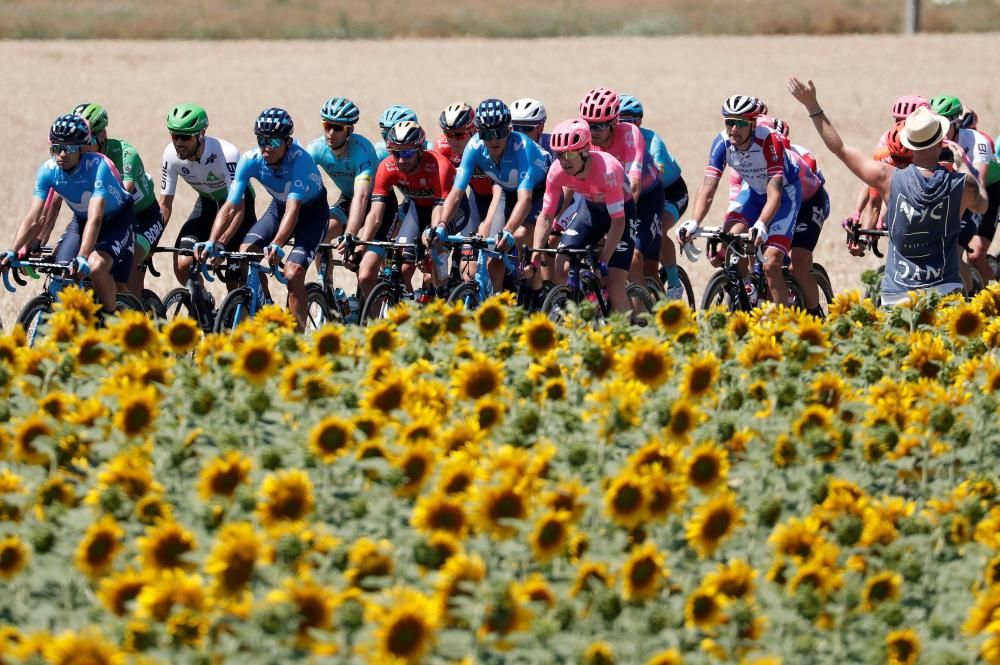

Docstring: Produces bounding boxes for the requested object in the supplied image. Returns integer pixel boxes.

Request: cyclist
[159,103,257,286]
[373,105,432,161]
[618,93,688,300]
[530,119,635,314]
[434,102,497,236]
[358,121,467,298]
[580,87,666,291]
[931,94,997,284]
[677,95,799,307]
[511,98,553,159]
[2,115,135,315]
[438,99,548,291]
[73,103,162,299]
[195,108,328,331]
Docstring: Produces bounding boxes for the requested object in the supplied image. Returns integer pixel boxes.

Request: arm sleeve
[225,154,252,205]
[762,132,786,179]
[540,164,566,218]
[160,145,178,196]
[704,134,727,180]
[92,159,118,200]
[604,161,627,219]
[354,140,377,185]
[120,143,143,184]
[370,161,394,202]
[649,132,668,173]
[434,155,455,204]
[32,163,53,200]
[286,154,315,201]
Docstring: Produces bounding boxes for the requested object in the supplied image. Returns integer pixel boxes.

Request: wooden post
[904,0,921,33]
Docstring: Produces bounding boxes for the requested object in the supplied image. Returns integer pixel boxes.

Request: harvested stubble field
[0,34,998,321]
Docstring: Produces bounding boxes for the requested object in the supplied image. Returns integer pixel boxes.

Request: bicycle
[303,242,353,328]
[342,237,418,325]
[211,251,289,333]
[652,264,697,309]
[155,245,220,332]
[3,257,143,345]
[532,246,655,324]
[682,227,805,311]
[441,232,525,310]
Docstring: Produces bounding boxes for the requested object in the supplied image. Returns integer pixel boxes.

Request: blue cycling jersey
[307,134,378,197]
[33,152,131,218]
[454,131,548,194]
[373,139,435,163]
[228,140,324,206]
[640,127,682,186]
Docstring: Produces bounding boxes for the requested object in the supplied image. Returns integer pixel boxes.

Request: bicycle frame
[438,232,518,303]
[533,246,613,316]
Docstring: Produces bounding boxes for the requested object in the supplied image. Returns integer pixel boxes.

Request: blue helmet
[255,108,294,138]
[474,99,511,131]
[619,94,644,118]
[49,114,91,145]
[378,105,418,131]
[321,96,360,125]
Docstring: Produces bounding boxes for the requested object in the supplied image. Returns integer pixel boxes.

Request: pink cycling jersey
[589,121,645,186]
[541,151,629,220]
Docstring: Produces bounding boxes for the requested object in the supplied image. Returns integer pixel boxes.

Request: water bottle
[432,242,450,283]
[743,279,759,307]
[333,287,351,320]
[347,295,360,324]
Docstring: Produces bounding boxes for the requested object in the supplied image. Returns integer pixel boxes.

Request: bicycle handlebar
[3,259,72,293]
[845,221,887,258]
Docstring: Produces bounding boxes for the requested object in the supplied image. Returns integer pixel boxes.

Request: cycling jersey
[371,150,455,208]
[434,135,493,196]
[707,125,799,196]
[228,140,324,206]
[541,151,629,220]
[100,138,156,213]
[640,126,682,186]
[957,127,993,174]
[589,122,645,185]
[537,133,555,162]
[161,136,241,202]
[453,131,547,194]
[33,152,131,218]
[306,133,378,197]
[988,136,1000,186]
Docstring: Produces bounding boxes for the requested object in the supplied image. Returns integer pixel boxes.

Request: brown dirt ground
[1,35,998,323]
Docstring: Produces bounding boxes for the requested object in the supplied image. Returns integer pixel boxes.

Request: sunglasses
[478,126,512,141]
[257,136,285,148]
[171,133,197,142]
[390,148,419,159]
[513,124,539,134]
[557,150,584,161]
[588,121,611,132]
[444,129,472,140]
[323,122,350,133]
[50,143,82,155]
[724,118,753,128]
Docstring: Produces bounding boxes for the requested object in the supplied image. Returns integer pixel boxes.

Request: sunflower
[363,370,408,413]
[542,376,568,401]
[46,309,83,343]
[436,450,483,495]
[644,464,687,521]
[902,332,951,379]
[965,587,1000,635]
[604,472,649,529]
[628,438,682,474]
[110,310,160,354]
[13,414,52,466]
[654,298,693,335]
[52,283,101,324]
[112,386,159,438]
[412,493,469,537]
[543,479,589,522]
[392,441,438,498]
[474,397,507,431]
[254,303,299,334]
[44,627,124,665]
[885,629,920,665]
[474,481,530,539]
[367,587,440,665]
[137,520,197,572]
[769,516,825,561]
[513,573,557,608]
[519,313,559,357]
[792,404,835,440]
[366,321,399,355]
[685,491,744,558]
[91,450,160,501]
[621,541,667,602]
[232,337,279,384]
[581,331,617,379]
[684,587,728,629]
[312,322,345,356]
[680,352,721,401]
[788,561,842,598]
[308,415,355,464]
[704,559,756,600]
[75,515,125,577]
[475,297,508,335]
[620,338,673,388]
[435,553,487,617]
[205,522,265,611]
[135,570,206,622]
[727,311,753,339]
[257,469,314,528]
[266,576,336,642]
[161,316,200,354]
[809,372,851,409]
[738,335,783,367]
[582,642,615,665]
[0,535,29,580]
[198,450,252,501]
[345,538,395,589]
[571,561,613,597]
[529,510,572,562]
[685,442,729,494]
[861,571,901,611]
[950,302,986,338]
[452,354,505,401]
[95,567,149,618]
[666,400,700,441]
[645,649,683,665]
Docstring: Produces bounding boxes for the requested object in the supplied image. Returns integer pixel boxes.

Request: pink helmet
[891,95,929,121]
[579,87,620,123]
[550,118,591,153]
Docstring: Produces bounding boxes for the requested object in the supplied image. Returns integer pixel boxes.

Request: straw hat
[899,106,950,151]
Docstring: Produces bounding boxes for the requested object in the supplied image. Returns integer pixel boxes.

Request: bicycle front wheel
[447,281,481,310]
[626,282,656,321]
[812,264,835,316]
[305,284,338,330]
[541,285,573,324]
[701,270,744,312]
[213,287,253,333]
[115,292,145,312]
[141,288,166,319]
[359,282,397,325]
[16,294,54,346]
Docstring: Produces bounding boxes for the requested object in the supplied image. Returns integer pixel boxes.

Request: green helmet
[930,95,963,120]
[72,102,108,134]
[166,103,209,134]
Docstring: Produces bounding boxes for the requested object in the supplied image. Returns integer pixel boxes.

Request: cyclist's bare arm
[209,200,238,246]
[757,175,784,226]
[477,184,503,236]
[440,186,463,226]
[504,188,533,235]
[948,142,988,214]
[690,175,721,225]
[159,193,174,227]
[8,198,46,255]
[533,212,555,255]
[39,195,63,246]
[358,201,385,242]
[345,180,372,237]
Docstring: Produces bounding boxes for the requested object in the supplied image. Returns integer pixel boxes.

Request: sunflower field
[5,285,1000,665]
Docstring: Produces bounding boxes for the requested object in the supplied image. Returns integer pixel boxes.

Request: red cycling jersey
[372,149,455,208]
[434,135,493,196]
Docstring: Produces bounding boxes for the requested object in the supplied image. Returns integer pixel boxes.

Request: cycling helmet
[439,102,475,131]
[254,108,294,138]
[929,95,963,120]
[510,98,547,125]
[166,103,209,134]
[579,87,620,123]
[618,94,644,119]
[385,121,427,150]
[378,105,418,131]
[550,119,591,153]
[474,99,512,130]
[72,103,108,134]
[754,99,768,117]
[721,95,760,118]
[886,121,913,163]
[770,117,790,138]
[320,97,360,125]
[49,114,91,145]
[960,105,979,130]
[890,95,929,121]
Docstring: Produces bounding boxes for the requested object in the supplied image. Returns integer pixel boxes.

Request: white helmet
[510,98,547,126]
[721,95,760,118]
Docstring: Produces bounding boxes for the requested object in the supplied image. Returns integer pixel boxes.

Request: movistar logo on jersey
[206,173,220,182]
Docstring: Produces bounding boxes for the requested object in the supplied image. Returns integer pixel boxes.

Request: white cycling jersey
[957,127,992,172]
[161,136,241,202]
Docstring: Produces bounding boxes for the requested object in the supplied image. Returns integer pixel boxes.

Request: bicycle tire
[141,288,166,319]
[163,288,193,318]
[701,270,744,312]
[359,281,397,325]
[305,287,337,330]
[446,281,481,309]
[626,282,656,321]
[16,294,54,346]
[812,265,835,315]
[657,264,697,309]
[989,255,1000,283]
[541,285,573,323]
[213,287,253,334]
[115,292,145,312]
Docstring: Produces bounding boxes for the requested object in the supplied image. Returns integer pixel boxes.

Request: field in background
[1,0,1000,38]
[0,33,998,321]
